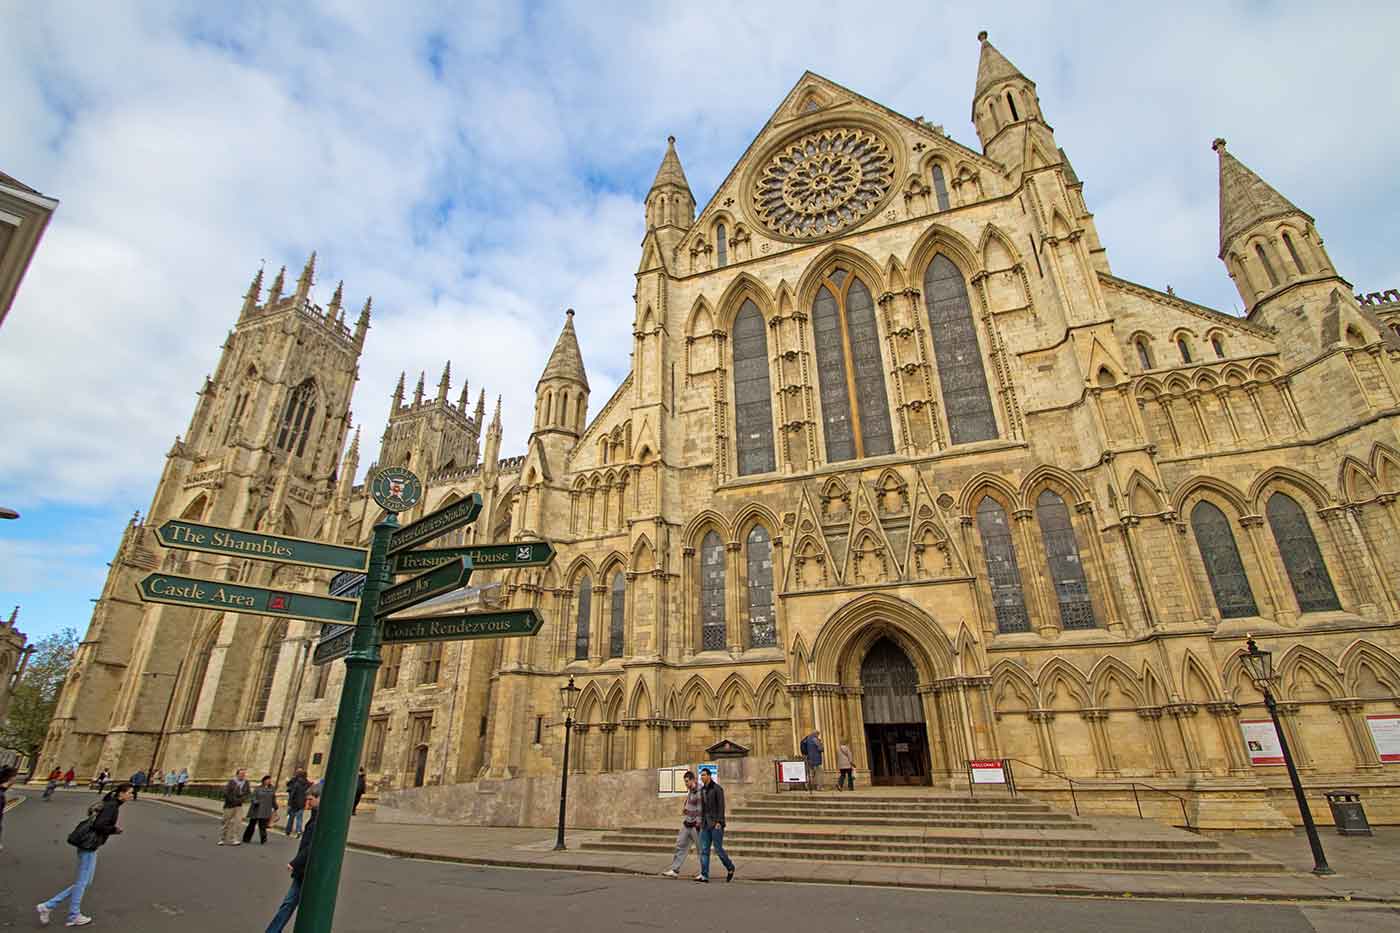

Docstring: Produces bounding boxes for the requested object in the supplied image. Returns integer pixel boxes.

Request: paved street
[2,791,1397,932]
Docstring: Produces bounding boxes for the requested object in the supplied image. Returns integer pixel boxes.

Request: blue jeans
[698,825,733,879]
[43,849,97,921]
[266,877,303,933]
[286,808,304,835]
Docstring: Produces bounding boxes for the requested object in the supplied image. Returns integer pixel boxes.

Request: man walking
[129,769,146,801]
[163,769,178,796]
[176,767,189,795]
[284,768,310,837]
[218,768,250,846]
[94,770,108,794]
[265,788,319,932]
[242,775,279,845]
[696,767,735,883]
[837,740,855,791]
[660,771,702,878]
[800,729,824,790]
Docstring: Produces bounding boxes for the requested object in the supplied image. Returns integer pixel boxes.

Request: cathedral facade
[43,35,1400,822]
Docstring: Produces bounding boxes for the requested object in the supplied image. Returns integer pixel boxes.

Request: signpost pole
[294,511,397,933]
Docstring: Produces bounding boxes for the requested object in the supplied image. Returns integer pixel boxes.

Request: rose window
[753,127,895,239]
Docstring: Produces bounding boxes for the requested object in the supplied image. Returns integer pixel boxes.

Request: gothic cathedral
[44,34,1400,824]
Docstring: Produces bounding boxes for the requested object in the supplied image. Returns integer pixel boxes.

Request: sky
[1,1,1398,642]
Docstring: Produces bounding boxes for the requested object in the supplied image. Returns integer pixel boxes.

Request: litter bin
[1324,790,1372,836]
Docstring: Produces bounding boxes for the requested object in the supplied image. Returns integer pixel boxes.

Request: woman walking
[242,775,279,845]
[36,782,133,927]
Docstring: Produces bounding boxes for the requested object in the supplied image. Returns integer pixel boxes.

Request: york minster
[41,33,1400,829]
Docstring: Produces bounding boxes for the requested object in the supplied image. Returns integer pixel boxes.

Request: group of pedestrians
[659,767,735,883]
[799,730,855,790]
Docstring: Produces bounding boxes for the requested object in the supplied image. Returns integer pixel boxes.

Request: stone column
[725,540,744,653]
[680,546,696,661]
[621,720,640,769]
[1137,707,1176,776]
[1240,515,1294,624]
[1345,504,1396,615]
[1082,708,1119,777]
[1166,703,1209,776]
[1330,699,1383,770]
[1275,702,1313,773]
[571,723,589,773]
[1027,709,1061,772]
[748,719,768,761]
[1206,701,1252,776]
[598,722,617,772]
[589,583,607,664]
[1245,385,1271,438]
[1077,501,1125,634]
[1164,512,1209,622]
[1014,509,1057,637]
[919,685,955,775]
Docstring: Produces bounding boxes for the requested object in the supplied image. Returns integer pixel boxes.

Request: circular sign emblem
[371,467,422,513]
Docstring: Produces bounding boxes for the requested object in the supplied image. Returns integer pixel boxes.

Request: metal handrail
[1002,757,1193,829]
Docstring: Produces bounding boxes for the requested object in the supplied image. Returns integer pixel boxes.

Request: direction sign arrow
[156,519,368,573]
[377,557,473,617]
[312,625,355,666]
[390,540,555,576]
[380,608,544,645]
[387,493,483,555]
[136,573,359,624]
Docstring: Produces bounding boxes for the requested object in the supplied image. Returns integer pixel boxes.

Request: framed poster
[1240,719,1284,766]
[776,760,807,784]
[969,759,1008,784]
[1366,715,1400,763]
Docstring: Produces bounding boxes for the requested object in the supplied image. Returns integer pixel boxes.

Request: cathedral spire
[475,387,486,423]
[268,265,286,304]
[458,378,470,410]
[241,266,263,317]
[327,280,344,320]
[437,361,451,402]
[413,371,425,406]
[538,309,589,390]
[355,296,372,343]
[295,251,316,302]
[1213,137,1311,258]
[392,371,406,410]
[644,136,695,234]
[973,30,1032,105]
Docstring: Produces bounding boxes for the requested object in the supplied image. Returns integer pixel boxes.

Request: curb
[143,798,1397,907]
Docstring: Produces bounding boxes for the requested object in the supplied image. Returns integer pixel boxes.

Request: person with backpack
[284,768,310,837]
[129,769,146,801]
[799,729,824,790]
[242,775,279,845]
[265,787,320,932]
[36,782,133,927]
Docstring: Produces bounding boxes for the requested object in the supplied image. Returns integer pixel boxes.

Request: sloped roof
[539,309,589,389]
[974,31,1032,101]
[1214,138,1311,257]
[650,135,691,193]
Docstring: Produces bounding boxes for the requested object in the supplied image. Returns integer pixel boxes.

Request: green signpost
[380,608,544,644]
[155,519,368,571]
[136,573,359,623]
[140,468,553,933]
[390,539,555,575]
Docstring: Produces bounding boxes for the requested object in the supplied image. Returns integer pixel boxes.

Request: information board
[969,759,1009,784]
[776,760,807,784]
[1241,719,1284,766]
[1366,714,1400,764]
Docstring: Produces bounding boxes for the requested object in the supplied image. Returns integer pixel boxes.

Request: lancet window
[700,531,726,651]
[1035,491,1095,629]
[574,576,592,660]
[1190,501,1258,619]
[931,165,951,212]
[925,255,997,444]
[976,498,1029,633]
[812,268,894,462]
[746,525,776,648]
[1265,493,1341,613]
[716,224,728,267]
[732,300,776,475]
[609,571,625,659]
[248,621,287,722]
[276,379,318,456]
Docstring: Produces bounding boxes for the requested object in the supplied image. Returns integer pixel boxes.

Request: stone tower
[375,361,481,478]
[43,254,366,777]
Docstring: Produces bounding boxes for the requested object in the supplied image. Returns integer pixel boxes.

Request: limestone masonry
[42,34,1400,827]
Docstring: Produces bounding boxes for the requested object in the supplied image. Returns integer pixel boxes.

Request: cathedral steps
[580,791,1289,874]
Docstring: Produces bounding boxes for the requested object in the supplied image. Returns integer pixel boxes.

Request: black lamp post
[553,676,580,851]
[1241,637,1333,875]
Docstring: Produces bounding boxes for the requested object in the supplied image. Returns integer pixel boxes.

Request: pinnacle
[650,135,691,194]
[974,30,1032,101]
[539,308,589,390]
[1215,139,1311,257]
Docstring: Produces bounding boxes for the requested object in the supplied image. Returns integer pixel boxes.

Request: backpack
[66,803,103,850]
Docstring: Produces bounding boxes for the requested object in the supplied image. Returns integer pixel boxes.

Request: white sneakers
[36,904,50,926]
[38,905,92,927]
[66,916,93,927]
[661,869,678,877]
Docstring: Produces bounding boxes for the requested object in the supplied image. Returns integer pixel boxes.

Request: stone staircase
[581,790,1288,874]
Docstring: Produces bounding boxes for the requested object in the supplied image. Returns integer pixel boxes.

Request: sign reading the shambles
[391,541,556,575]
[156,519,368,572]
[1366,715,1400,764]
[379,608,543,645]
[1241,719,1285,766]
[387,494,483,555]
[137,573,359,624]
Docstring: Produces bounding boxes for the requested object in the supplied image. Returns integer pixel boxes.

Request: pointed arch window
[716,224,728,267]
[925,255,998,444]
[1135,338,1154,371]
[733,299,776,475]
[178,622,219,726]
[1211,335,1225,359]
[1266,492,1341,613]
[313,658,331,698]
[812,269,895,462]
[1006,91,1020,122]
[1255,243,1280,287]
[1190,501,1258,619]
[574,576,592,660]
[609,571,625,659]
[276,379,318,456]
[1282,232,1307,274]
[248,621,287,723]
[1177,337,1192,363]
[1036,491,1096,629]
[976,498,1029,633]
[746,525,776,648]
[930,165,951,212]
[700,531,727,650]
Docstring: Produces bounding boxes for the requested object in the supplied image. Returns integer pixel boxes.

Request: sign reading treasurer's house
[391,540,555,575]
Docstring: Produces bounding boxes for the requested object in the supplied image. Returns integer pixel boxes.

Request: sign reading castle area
[137,573,360,623]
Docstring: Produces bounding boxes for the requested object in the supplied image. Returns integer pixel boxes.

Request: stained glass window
[925,256,998,444]
[812,285,855,462]
[746,526,776,648]
[976,498,1029,633]
[574,576,592,660]
[249,620,287,723]
[1266,493,1341,613]
[931,165,951,212]
[733,300,776,475]
[1190,501,1258,619]
[812,272,895,463]
[716,224,728,267]
[609,572,625,659]
[1036,491,1096,629]
[700,531,726,650]
[179,624,218,726]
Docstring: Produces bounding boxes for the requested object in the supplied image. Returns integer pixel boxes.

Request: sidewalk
[145,792,1400,904]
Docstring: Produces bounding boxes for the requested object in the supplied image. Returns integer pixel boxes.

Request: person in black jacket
[696,768,736,883]
[284,768,310,837]
[266,788,319,933]
[352,767,367,815]
[36,782,133,927]
[0,765,17,851]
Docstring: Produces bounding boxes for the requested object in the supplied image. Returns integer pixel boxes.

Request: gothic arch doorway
[860,638,931,786]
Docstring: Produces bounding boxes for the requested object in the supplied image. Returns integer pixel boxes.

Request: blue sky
[2,1,1398,641]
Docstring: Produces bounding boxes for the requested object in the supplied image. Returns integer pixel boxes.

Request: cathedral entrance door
[860,637,931,786]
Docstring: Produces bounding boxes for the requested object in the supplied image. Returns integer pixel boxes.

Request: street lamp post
[1240,637,1333,875]
[554,675,580,851]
